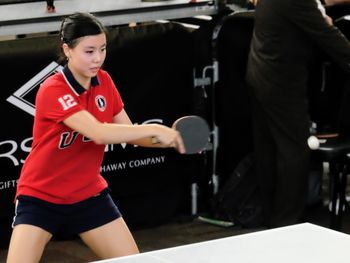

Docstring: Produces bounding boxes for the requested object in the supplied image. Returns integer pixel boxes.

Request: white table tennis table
[91,223,350,263]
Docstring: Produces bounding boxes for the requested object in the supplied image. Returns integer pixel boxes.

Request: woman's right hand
[151,124,186,154]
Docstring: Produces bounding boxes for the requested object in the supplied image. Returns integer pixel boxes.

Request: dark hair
[59,12,106,48]
[58,12,106,63]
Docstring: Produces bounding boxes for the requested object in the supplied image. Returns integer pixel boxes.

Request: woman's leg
[6,224,52,263]
[80,217,139,260]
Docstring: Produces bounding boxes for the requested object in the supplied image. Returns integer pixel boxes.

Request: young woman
[6,12,185,263]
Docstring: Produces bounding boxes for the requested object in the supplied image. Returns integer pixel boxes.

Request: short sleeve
[35,75,84,123]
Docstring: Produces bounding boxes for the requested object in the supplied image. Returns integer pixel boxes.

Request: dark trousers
[251,93,311,228]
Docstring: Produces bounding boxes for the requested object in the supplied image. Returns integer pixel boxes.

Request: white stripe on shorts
[11,199,19,228]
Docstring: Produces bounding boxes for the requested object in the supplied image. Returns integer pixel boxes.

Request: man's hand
[324,14,334,26]
[324,0,350,6]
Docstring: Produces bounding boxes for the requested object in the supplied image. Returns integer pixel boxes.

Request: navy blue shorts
[12,188,122,236]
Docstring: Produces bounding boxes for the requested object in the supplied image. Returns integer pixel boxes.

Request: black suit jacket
[246,0,350,99]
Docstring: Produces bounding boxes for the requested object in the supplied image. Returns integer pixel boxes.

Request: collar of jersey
[62,65,100,96]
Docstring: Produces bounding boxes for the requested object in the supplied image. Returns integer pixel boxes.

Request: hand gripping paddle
[172,115,210,154]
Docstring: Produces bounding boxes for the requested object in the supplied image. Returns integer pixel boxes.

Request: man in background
[246,0,350,228]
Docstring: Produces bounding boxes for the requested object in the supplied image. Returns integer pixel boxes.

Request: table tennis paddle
[172,115,210,154]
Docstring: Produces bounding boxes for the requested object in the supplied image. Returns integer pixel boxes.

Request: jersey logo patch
[95,95,107,112]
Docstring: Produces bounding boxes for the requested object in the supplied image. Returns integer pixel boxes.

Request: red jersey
[16,66,124,204]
